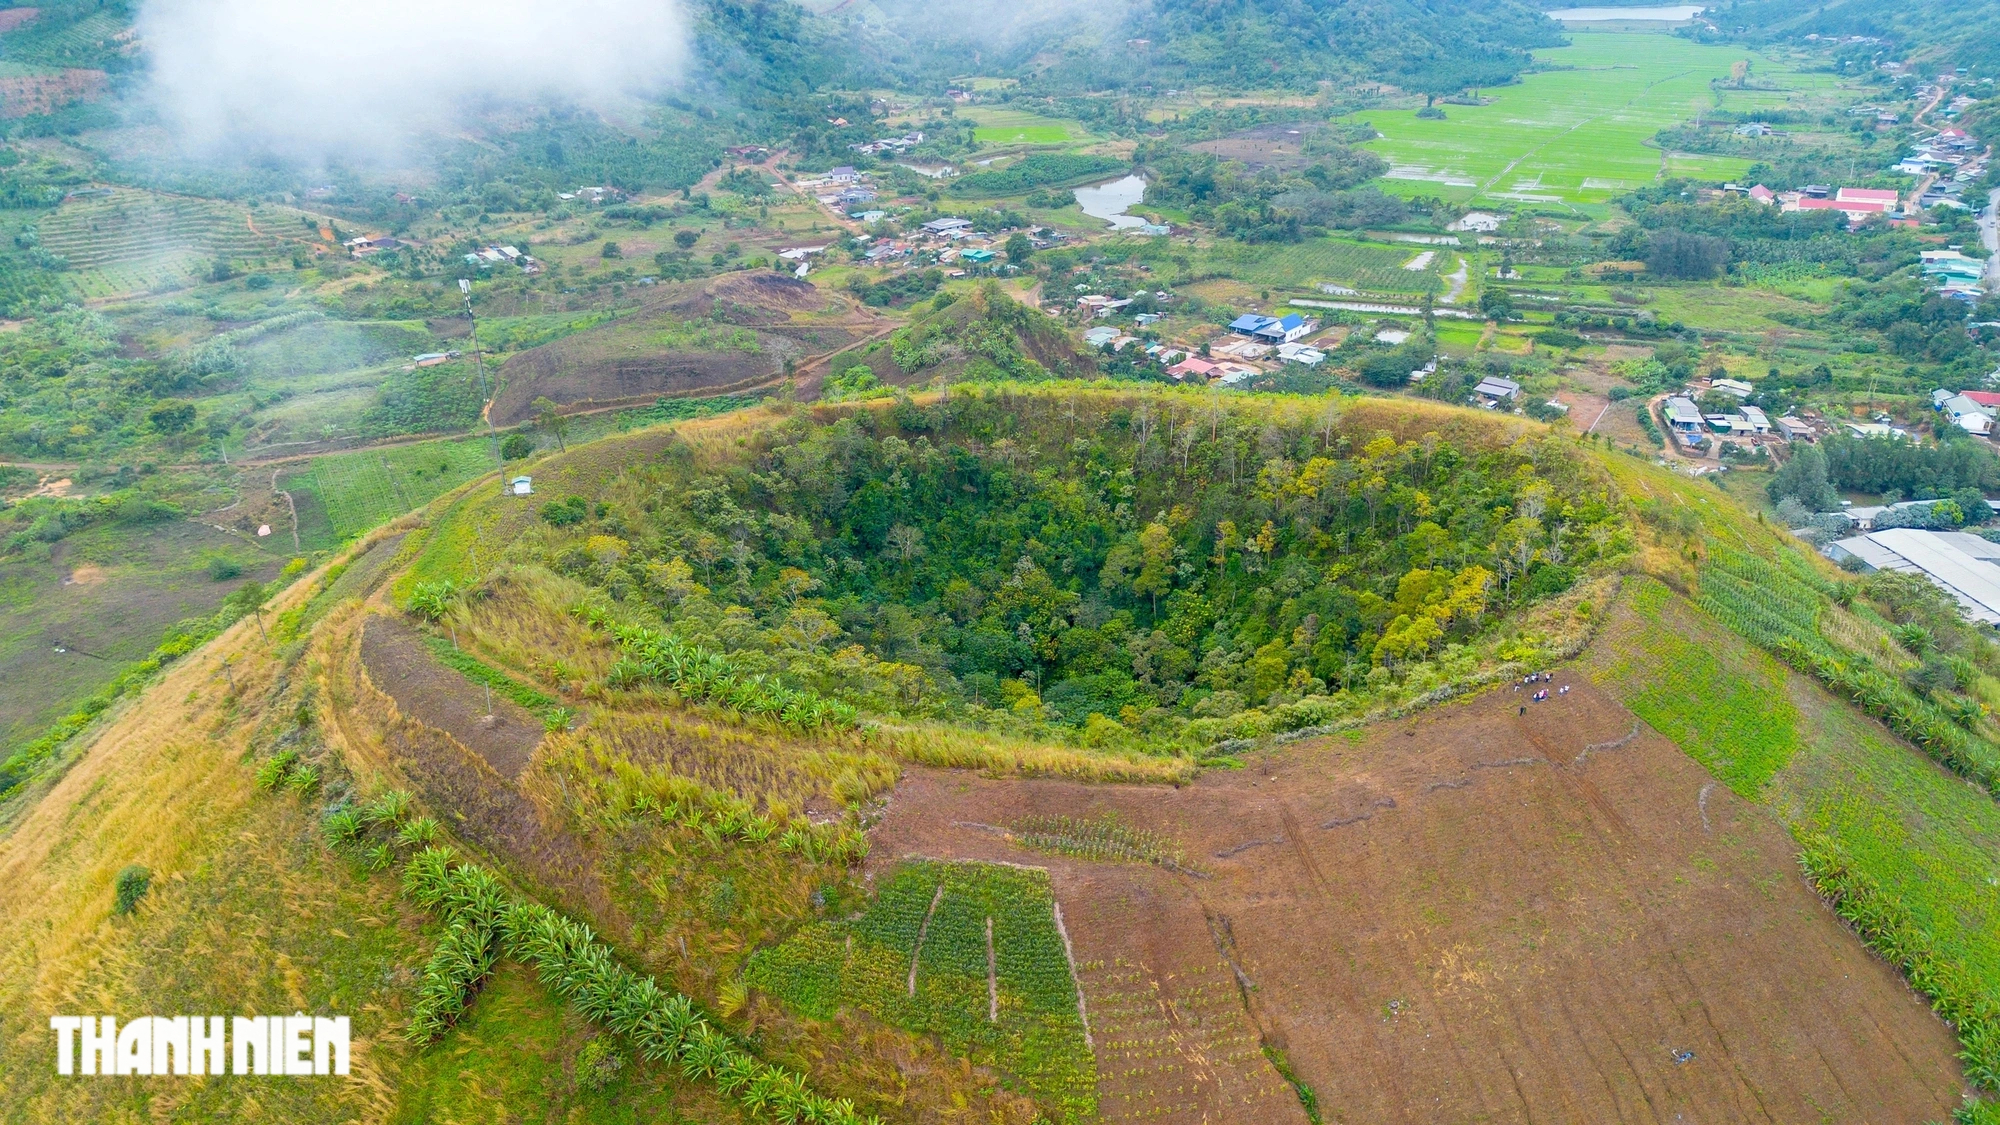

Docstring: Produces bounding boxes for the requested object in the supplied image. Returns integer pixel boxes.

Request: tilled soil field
[867,676,1966,1124]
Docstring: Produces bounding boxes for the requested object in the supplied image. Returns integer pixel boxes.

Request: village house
[345,234,401,257]
[1663,395,1705,447]
[1473,375,1521,407]
[1251,314,1316,345]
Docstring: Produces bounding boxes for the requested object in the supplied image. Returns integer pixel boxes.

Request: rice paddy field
[962,107,1093,146]
[1349,32,1855,211]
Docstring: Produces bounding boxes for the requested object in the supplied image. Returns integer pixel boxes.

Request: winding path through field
[1441,256,1469,305]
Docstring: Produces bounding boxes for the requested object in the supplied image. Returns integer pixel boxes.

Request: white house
[1943,393,1996,435]
[1276,342,1326,366]
[510,476,534,497]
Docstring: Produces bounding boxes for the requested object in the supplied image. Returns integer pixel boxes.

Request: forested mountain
[1701,0,2000,75]
[867,0,1566,93]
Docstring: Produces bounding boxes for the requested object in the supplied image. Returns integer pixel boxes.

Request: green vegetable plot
[747,860,1096,1121]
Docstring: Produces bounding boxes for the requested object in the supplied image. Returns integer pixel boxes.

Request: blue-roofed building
[1252,313,1312,343]
[1229,314,1277,335]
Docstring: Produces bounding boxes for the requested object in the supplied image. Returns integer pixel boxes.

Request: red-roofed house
[1167,357,1219,381]
[1798,196,1891,225]
[1748,184,1775,205]
[1836,187,1900,207]
[1961,391,2000,408]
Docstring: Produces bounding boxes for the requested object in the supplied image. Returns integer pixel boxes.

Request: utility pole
[461,278,502,473]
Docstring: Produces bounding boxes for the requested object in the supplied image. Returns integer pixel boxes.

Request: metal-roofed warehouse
[1824,528,2000,624]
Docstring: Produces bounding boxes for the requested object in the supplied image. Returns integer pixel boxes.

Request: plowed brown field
[867,676,1966,1124]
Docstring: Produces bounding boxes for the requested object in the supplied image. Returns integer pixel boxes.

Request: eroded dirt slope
[867,676,1966,1125]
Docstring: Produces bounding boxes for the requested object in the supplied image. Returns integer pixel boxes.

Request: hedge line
[400,849,882,1124]
[1799,834,1999,1093]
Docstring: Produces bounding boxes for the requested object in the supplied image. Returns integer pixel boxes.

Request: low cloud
[136,0,689,160]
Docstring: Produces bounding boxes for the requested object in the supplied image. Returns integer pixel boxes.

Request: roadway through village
[1984,187,1999,295]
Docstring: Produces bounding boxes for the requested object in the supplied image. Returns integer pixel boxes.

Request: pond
[1545,4,1704,20]
[1073,174,1148,230]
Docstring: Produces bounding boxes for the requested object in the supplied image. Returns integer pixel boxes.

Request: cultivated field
[1350,33,1841,210]
[0,518,286,754]
[490,275,882,423]
[279,437,501,551]
[1583,575,2000,1071]
[865,679,1968,1123]
[962,107,1094,146]
[32,187,311,298]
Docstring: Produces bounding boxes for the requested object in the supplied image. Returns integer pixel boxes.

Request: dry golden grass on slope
[0,529,423,1122]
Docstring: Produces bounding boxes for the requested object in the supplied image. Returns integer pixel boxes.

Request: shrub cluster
[581,607,860,732]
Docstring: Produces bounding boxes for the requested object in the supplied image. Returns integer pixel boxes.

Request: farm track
[359,615,542,780]
[867,677,1967,1124]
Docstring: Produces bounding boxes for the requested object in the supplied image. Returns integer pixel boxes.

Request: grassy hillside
[4,387,1999,1122]
[0,527,764,1121]
[1584,450,2000,1113]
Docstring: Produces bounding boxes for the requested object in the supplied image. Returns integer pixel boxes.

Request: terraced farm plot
[32,188,305,298]
[2,9,133,68]
[0,60,105,118]
[866,680,1969,1124]
[1349,32,1834,209]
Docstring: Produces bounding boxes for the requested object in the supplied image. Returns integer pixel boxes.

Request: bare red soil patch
[490,288,878,425]
[867,676,1966,1124]
[359,614,541,779]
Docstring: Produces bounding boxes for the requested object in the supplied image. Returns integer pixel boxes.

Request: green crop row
[1800,833,1998,1091]
[602,768,869,866]
[1010,812,1188,871]
[393,846,882,1123]
[1695,546,2000,797]
[747,860,1096,1122]
[580,606,859,732]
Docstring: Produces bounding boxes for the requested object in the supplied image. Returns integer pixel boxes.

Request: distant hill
[1704,0,2000,77]
[864,0,1567,94]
